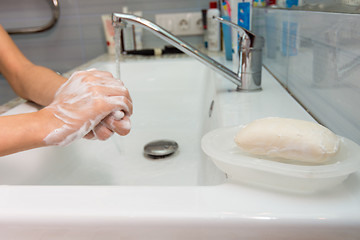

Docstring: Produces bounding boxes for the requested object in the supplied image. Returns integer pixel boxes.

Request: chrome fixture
[144,140,179,158]
[214,16,264,91]
[6,0,60,34]
[112,13,264,91]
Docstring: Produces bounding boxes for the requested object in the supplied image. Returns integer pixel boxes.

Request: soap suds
[113,110,125,120]
[43,69,132,146]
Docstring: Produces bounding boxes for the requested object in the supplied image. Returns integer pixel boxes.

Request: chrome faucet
[112,13,264,91]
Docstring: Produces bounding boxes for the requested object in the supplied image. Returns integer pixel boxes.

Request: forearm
[0,26,133,156]
[12,64,67,106]
[0,25,66,106]
[0,109,59,156]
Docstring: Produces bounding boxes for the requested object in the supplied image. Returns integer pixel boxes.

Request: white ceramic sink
[1,57,224,186]
[0,55,359,240]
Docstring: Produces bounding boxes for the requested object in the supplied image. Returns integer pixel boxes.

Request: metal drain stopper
[144,140,179,158]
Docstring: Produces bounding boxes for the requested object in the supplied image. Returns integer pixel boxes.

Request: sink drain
[144,140,179,158]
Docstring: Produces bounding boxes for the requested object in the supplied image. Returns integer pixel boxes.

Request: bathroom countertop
[0,54,359,240]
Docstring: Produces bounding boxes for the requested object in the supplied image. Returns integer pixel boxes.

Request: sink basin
[1,57,225,186]
[0,55,359,240]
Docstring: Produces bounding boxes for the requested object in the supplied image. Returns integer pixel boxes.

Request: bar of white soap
[234,117,340,163]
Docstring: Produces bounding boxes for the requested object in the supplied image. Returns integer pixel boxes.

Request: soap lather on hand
[43,69,133,146]
[234,117,340,163]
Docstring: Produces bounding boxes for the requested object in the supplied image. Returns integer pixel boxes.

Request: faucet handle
[213,16,265,49]
[213,16,255,47]
[213,16,264,91]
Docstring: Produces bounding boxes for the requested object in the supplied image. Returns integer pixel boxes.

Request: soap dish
[201,126,360,193]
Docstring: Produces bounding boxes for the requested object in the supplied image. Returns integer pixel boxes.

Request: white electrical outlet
[155,12,204,36]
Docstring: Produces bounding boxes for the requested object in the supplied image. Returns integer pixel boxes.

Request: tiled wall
[1,0,211,73]
[0,0,210,103]
[252,8,360,144]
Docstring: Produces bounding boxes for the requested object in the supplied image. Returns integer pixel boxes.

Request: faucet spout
[112,13,262,91]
